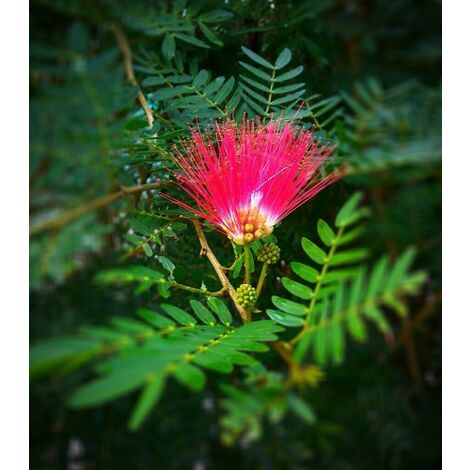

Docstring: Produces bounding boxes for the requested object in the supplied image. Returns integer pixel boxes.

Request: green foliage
[123,3,233,51]
[339,79,441,174]
[220,365,315,445]
[267,193,427,365]
[30,301,284,430]
[238,46,306,119]
[30,0,440,466]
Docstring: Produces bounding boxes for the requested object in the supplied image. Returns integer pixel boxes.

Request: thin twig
[111,23,154,128]
[191,220,249,323]
[171,282,227,297]
[29,182,161,236]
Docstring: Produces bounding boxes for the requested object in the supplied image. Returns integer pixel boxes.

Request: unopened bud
[236,284,256,308]
[257,242,281,264]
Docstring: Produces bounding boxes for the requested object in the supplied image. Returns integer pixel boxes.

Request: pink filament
[163,116,340,239]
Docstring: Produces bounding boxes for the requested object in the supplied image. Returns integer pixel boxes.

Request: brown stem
[171,282,227,297]
[272,341,295,368]
[191,220,248,323]
[29,182,161,236]
[111,23,154,128]
[397,289,442,389]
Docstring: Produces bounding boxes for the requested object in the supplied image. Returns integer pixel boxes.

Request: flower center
[230,207,274,245]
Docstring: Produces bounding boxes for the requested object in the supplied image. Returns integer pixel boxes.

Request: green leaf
[69,372,146,407]
[367,257,388,299]
[386,247,417,290]
[198,22,223,47]
[336,224,366,246]
[240,91,266,115]
[317,219,336,246]
[288,394,316,423]
[110,317,151,334]
[313,298,329,365]
[158,282,171,299]
[364,306,390,333]
[193,350,233,373]
[267,309,304,327]
[241,46,274,69]
[240,74,271,93]
[275,66,303,82]
[301,237,327,264]
[153,86,189,100]
[128,375,165,431]
[173,363,206,391]
[226,86,242,110]
[214,76,235,104]
[270,90,305,106]
[282,278,313,300]
[271,296,306,315]
[162,34,176,60]
[192,69,209,88]
[207,297,232,325]
[136,308,175,329]
[198,9,234,23]
[275,48,292,69]
[141,76,167,87]
[272,82,305,95]
[346,314,367,342]
[30,337,100,377]
[124,118,149,131]
[231,256,244,279]
[293,333,312,362]
[174,33,210,49]
[79,326,127,342]
[330,319,345,364]
[322,268,359,284]
[239,82,268,104]
[291,262,319,283]
[239,61,272,81]
[160,304,196,326]
[157,255,175,277]
[329,249,369,266]
[190,300,217,325]
[142,243,153,257]
[335,192,362,227]
[349,268,365,309]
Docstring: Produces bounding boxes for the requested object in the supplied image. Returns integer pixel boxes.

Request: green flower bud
[257,243,281,264]
[236,283,257,308]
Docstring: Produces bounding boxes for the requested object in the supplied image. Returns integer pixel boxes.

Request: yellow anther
[254,229,264,239]
[263,225,274,236]
[233,235,245,245]
[244,223,254,233]
[243,232,254,243]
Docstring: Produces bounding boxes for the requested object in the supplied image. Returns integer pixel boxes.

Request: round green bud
[257,243,281,264]
[236,283,256,308]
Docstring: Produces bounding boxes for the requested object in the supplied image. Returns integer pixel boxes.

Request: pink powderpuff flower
[163,116,341,245]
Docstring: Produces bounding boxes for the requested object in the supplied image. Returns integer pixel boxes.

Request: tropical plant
[30,0,441,467]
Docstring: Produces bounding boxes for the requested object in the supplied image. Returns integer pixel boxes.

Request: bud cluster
[235,283,256,308]
[257,243,281,264]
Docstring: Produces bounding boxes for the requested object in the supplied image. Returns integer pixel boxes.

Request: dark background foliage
[30,0,441,468]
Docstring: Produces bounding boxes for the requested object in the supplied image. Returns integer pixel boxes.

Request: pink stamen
[162,116,341,244]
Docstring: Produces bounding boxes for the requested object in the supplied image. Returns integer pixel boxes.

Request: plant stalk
[254,262,268,305]
[244,245,251,284]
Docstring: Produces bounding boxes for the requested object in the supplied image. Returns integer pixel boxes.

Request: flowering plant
[30,8,439,465]
[165,117,339,245]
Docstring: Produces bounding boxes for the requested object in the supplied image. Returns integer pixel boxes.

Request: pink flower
[163,117,340,245]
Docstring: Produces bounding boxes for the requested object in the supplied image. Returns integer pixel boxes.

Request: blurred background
[30,0,441,468]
